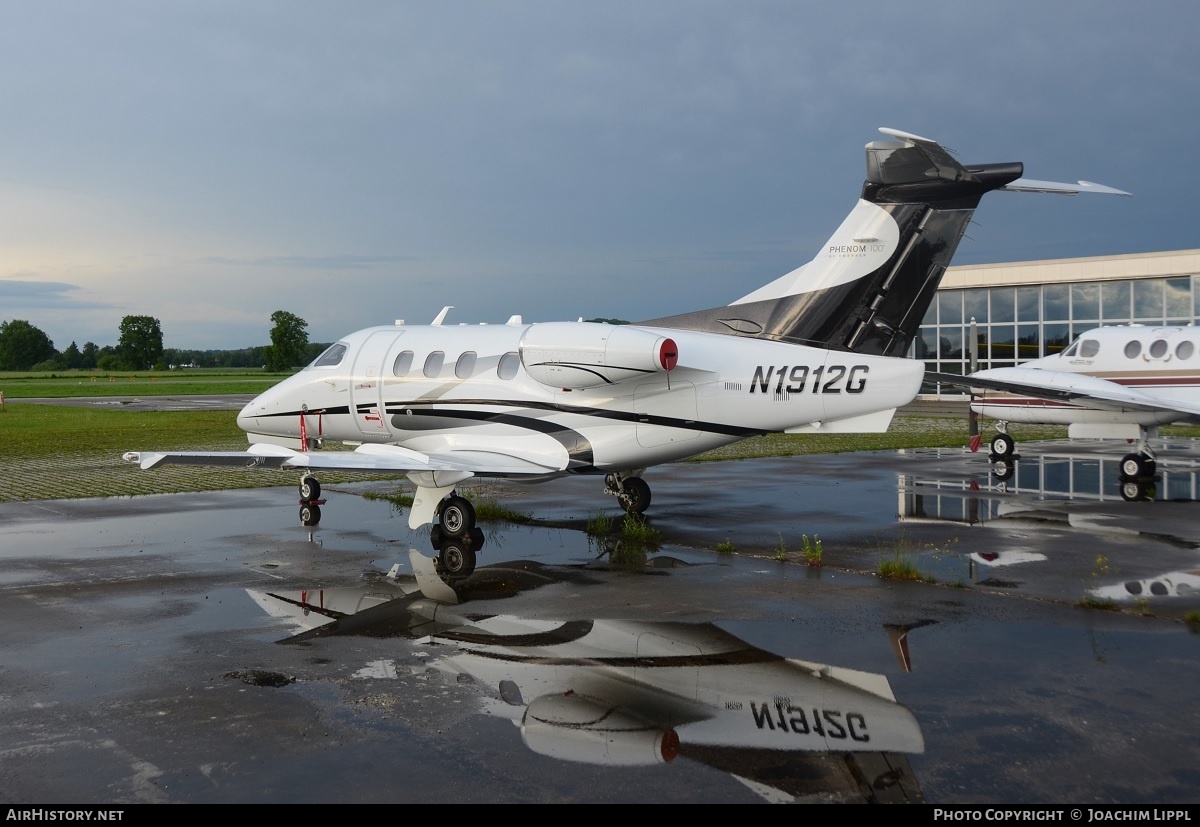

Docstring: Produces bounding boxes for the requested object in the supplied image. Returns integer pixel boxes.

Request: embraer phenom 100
[125,128,1126,544]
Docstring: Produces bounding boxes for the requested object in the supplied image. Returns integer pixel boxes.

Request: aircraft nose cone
[236,398,259,433]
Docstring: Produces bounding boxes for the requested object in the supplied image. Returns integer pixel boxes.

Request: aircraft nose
[236,398,258,433]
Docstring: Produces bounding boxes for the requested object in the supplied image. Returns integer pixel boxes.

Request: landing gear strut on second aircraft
[989,427,1016,460]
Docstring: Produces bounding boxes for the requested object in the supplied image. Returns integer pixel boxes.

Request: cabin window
[312,343,347,368]
[455,352,477,379]
[1149,339,1169,358]
[1177,341,1195,360]
[1079,339,1100,358]
[1124,340,1142,359]
[498,352,520,380]
[393,351,414,377]
[423,351,445,377]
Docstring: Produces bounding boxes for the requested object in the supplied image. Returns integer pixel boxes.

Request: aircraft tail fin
[646,128,1126,357]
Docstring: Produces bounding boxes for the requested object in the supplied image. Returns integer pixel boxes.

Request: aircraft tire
[438,543,476,578]
[439,496,476,538]
[299,476,321,500]
[1120,453,1154,479]
[990,433,1015,459]
[299,503,321,527]
[1121,481,1145,501]
[618,477,651,514]
[991,461,1014,482]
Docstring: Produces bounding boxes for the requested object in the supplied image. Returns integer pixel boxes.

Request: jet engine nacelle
[520,693,679,766]
[520,322,678,390]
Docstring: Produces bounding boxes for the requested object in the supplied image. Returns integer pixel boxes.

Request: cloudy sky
[1,1,1197,350]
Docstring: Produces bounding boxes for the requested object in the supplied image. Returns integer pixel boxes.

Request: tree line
[0,311,321,372]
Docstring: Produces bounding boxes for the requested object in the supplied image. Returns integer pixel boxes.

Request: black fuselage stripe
[261,399,764,438]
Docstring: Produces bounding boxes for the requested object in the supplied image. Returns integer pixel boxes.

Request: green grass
[621,513,661,544]
[0,368,290,398]
[878,556,927,581]
[1075,594,1121,611]
[691,419,1200,461]
[716,539,736,554]
[362,489,414,508]
[586,511,615,537]
[773,532,788,561]
[465,488,536,524]
[0,403,245,458]
[801,534,823,567]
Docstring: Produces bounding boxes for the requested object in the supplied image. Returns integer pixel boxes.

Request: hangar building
[919,249,1200,392]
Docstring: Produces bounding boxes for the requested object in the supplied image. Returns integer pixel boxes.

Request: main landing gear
[604,472,651,514]
[430,491,482,579]
[988,425,1017,460]
[293,474,484,578]
[1119,429,1158,481]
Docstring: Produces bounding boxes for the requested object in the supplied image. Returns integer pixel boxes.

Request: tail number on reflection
[750,365,868,395]
[750,702,870,742]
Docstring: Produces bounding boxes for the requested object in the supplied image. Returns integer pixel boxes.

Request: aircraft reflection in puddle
[1092,569,1200,602]
[899,448,1200,601]
[900,449,1200,527]
[248,550,926,803]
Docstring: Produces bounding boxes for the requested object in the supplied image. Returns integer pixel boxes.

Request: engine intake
[520,322,678,390]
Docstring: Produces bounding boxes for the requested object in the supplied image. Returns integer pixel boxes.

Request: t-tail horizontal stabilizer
[647,128,1128,358]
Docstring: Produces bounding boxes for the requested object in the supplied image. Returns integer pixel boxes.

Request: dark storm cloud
[0,1,1197,347]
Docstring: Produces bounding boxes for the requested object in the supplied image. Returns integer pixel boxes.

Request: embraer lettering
[749,702,870,742]
[750,365,869,394]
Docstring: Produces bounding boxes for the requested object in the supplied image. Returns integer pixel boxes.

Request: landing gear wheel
[617,477,651,514]
[1121,480,1145,501]
[990,433,1015,459]
[991,461,1014,482]
[299,476,321,500]
[438,543,476,578]
[1120,452,1156,479]
[439,496,476,538]
[299,503,322,526]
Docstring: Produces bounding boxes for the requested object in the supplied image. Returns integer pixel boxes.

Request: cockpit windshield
[310,343,348,368]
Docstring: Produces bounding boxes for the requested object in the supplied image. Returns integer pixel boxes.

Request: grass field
[0,368,290,398]
[2,397,1198,502]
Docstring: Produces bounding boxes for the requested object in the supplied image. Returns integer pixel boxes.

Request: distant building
[920,249,1200,393]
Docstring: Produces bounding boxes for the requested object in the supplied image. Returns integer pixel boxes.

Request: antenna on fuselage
[431,306,454,325]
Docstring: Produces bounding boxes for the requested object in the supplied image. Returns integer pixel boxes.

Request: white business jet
[931,325,1199,479]
[125,128,1125,550]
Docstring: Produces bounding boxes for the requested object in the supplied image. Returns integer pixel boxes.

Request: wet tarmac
[2,440,1199,803]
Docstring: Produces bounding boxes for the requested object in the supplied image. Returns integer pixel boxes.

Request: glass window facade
[921,275,1199,390]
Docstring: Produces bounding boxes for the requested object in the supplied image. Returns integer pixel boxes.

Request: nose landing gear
[605,473,652,514]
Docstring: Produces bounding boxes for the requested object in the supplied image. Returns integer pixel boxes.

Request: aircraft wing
[928,368,1200,418]
[123,441,567,476]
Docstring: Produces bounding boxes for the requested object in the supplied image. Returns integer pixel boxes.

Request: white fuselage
[972,325,1200,427]
[238,320,924,475]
